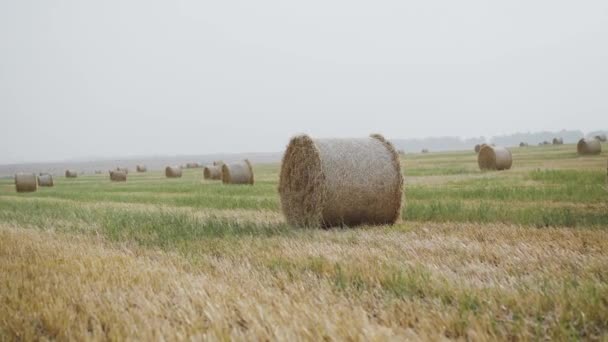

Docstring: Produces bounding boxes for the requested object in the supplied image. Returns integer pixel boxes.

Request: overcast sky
[1,0,607,164]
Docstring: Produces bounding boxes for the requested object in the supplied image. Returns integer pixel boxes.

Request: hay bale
[278,134,404,228]
[577,138,602,155]
[594,134,607,142]
[478,145,513,171]
[222,160,254,185]
[109,170,127,182]
[421,149,429,154]
[203,165,222,180]
[213,160,225,167]
[186,162,201,169]
[552,137,564,145]
[165,166,182,178]
[519,142,528,147]
[15,174,37,193]
[37,174,54,187]
[136,165,147,172]
[65,170,78,178]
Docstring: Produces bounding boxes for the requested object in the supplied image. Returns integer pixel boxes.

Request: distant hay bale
[15,174,37,193]
[203,165,222,180]
[109,170,127,182]
[421,149,429,154]
[136,165,147,172]
[165,166,182,178]
[519,142,528,147]
[475,143,488,153]
[478,145,513,171]
[552,137,564,145]
[186,162,201,169]
[222,160,254,185]
[278,134,404,228]
[577,138,602,155]
[213,160,225,166]
[65,170,78,178]
[594,134,607,142]
[37,174,54,187]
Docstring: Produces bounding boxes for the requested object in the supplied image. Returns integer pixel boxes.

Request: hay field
[1,144,607,340]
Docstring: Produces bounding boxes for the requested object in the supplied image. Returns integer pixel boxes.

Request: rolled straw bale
[594,134,607,142]
[478,145,513,171]
[222,160,254,185]
[136,165,147,172]
[278,134,404,228]
[65,170,78,178]
[519,142,528,147]
[577,138,602,155]
[109,170,127,182]
[165,166,182,178]
[213,160,225,167]
[186,162,201,169]
[552,137,564,145]
[15,174,37,193]
[203,165,222,180]
[37,174,54,187]
[421,149,429,154]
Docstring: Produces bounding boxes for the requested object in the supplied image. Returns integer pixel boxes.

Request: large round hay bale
[109,170,127,182]
[37,174,54,187]
[65,170,78,178]
[577,138,602,155]
[136,165,147,172]
[278,134,404,228]
[222,160,254,185]
[165,166,182,178]
[478,145,513,171]
[203,165,222,180]
[15,174,37,193]
[594,134,607,142]
[552,137,564,145]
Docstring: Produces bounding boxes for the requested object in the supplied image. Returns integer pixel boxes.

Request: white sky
[1,0,607,164]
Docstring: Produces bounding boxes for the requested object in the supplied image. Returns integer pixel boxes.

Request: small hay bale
[222,160,254,185]
[278,134,404,228]
[421,149,429,154]
[37,174,54,187]
[213,160,225,167]
[594,134,607,142]
[186,162,201,169]
[552,137,564,145]
[136,165,147,172]
[109,170,127,182]
[519,142,528,147]
[577,138,602,155]
[65,170,78,178]
[15,173,37,193]
[203,165,222,180]
[165,166,182,178]
[478,145,513,171]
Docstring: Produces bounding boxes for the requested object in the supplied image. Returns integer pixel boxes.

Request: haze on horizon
[1,0,607,164]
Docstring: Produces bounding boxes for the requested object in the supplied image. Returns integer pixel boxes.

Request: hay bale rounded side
[165,166,182,178]
[109,170,127,182]
[37,174,54,187]
[136,165,147,173]
[222,160,254,185]
[577,138,602,155]
[15,174,37,193]
[478,145,513,171]
[203,165,222,180]
[65,170,78,178]
[278,134,404,228]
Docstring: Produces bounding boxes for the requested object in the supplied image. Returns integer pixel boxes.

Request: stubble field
[1,144,607,340]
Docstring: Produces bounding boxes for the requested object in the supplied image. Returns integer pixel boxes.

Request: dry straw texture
[14,174,37,193]
[165,166,182,178]
[136,165,147,173]
[109,170,127,182]
[222,160,254,185]
[278,134,404,228]
[203,165,222,180]
[37,174,54,187]
[552,138,564,145]
[577,138,602,155]
[478,145,513,171]
[65,170,78,178]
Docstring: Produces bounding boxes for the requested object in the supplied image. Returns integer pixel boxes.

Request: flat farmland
[1,144,607,340]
